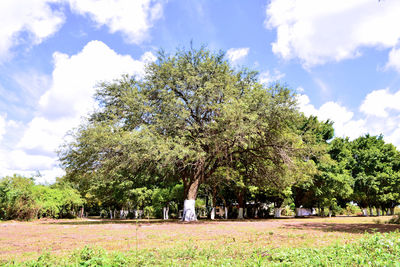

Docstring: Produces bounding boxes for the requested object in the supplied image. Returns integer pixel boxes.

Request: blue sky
[1,0,400,183]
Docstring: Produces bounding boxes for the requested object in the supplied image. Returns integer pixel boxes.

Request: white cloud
[0,157,63,184]
[0,115,21,144]
[314,78,330,95]
[0,115,6,142]
[360,89,400,117]
[12,71,51,107]
[386,127,400,150]
[265,0,400,67]
[38,40,151,120]
[259,69,285,84]
[297,94,318,117]
[0,0,65,60]
[17,117,79,155]
[20,40,154,154]
[0,0,164,60]
[298,89,400,147]
[6,149,55,171]
[317,102,367,140]
[13,71,51,97]
[68,0,164,44]
[386,47,400,73]
[1,40,155,183]
[317,102,353,124]
[226,48,250,63]
[297,94,367,140]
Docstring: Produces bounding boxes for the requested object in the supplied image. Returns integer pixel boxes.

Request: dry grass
[1,216,399,262]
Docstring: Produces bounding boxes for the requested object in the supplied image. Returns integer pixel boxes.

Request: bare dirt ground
[1,216,399,261]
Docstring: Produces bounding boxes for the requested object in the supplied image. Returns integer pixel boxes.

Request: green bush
[388,213,400,224]
[345,203,362,215]
[0,175,84,220]
[99,209,109,218]
[0,175,39,220]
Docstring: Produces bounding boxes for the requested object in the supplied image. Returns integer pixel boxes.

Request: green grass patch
[3,232,400,266]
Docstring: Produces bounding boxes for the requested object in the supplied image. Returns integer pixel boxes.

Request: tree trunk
[237,192,245,219]
[238,208,244,219]
[163,206,169,220]
[221,198,228,219]
[274,207,282,218]
[382,207,387,216]
[205,195,209,214]
[182,199,196,221]
[328,209,332,218]
[274,200,283,218]
[210,207,216,220]
[390,207,395,215]
[295,208,301,217]
[182,177,200,222]
[362,208,368,216]
[109,209,113,219]
[369,207,374,216]
[376,208,381,217]
[210,194,217,220]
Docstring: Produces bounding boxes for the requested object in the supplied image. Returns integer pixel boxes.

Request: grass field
[1,216,400,266]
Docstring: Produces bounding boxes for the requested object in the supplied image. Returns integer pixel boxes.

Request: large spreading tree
[60,46,306,221]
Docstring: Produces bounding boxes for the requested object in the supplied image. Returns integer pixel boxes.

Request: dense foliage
[0,175,83,220]
[59,46,315,221]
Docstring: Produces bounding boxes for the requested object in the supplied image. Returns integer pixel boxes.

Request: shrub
[345,203,362,216]
[0,175,39,220]
[387,213,400,224]
[0,175,84,220]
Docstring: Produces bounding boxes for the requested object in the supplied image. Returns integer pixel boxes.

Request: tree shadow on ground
[282,222,400,234]
[45,219,175,225]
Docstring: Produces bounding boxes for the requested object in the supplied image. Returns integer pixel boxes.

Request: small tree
[0,175,39,220]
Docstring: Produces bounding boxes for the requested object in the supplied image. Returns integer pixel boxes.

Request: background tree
[291,116,333,216]
[350,135,400,216]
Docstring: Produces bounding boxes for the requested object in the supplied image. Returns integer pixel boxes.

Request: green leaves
[0,175,83,220]
[350,135,400,209]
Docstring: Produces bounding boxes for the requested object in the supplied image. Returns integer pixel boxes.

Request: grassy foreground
[2,232,400,266]
[1,217,400,266]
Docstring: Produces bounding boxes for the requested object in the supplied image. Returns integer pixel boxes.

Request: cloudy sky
[1,0,400,183]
